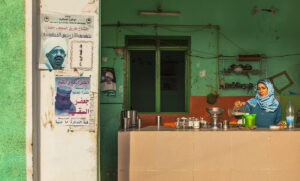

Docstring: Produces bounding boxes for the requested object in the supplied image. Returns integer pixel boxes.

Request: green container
[242,114,256,127]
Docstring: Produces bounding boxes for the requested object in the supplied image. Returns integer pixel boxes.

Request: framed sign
[268,71,294,93]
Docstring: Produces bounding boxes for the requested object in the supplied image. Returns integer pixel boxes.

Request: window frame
[125,36,191,114]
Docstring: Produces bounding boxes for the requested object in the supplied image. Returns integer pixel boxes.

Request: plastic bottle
[286,100,295,129]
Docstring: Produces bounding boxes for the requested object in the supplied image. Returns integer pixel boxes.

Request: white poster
[39,13,94,70]
[55,77,91,126]
[70,40,93,69]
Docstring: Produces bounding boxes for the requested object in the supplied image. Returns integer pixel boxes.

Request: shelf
[219,82,254,89]
[218,57,264,91]
[222,69,260,74]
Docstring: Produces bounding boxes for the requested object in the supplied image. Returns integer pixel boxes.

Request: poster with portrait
[55,77,91,126]
[101,67,116,96]
[39,13,95,70]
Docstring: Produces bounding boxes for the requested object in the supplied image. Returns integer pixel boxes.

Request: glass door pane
[160,51,185,112]
[130,50,156,112]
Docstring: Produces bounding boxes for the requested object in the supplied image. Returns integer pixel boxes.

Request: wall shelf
[222,69,260,75]
[218,56,263,90]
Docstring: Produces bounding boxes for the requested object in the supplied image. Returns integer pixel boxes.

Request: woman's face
[257,83,268,97]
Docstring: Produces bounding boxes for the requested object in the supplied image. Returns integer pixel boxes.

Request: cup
[156,116,161,128]
[242,114,256,127]
[138,118,142,129]
[222,120,229,129]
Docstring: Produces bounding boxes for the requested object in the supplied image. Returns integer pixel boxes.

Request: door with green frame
[126,36,191,113]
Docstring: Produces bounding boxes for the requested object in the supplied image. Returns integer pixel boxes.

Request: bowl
[206,107,224,116]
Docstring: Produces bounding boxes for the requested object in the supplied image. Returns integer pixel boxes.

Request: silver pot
[120,110,138,128]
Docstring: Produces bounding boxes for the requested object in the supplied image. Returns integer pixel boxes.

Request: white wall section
[38,0,99,180]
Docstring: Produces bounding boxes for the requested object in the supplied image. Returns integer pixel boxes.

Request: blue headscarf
[247,78,279,112]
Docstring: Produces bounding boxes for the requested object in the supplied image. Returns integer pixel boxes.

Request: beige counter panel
[118,126,300,181]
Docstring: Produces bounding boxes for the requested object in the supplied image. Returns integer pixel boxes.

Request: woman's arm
[245,102,253,114]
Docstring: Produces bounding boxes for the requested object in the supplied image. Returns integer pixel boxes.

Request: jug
[242,114,256,127]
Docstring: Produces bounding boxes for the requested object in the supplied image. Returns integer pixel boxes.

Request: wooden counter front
[118,126,300,181]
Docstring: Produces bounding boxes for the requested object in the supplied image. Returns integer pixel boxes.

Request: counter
[118,126,300,181]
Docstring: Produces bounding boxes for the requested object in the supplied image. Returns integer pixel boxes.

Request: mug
[242,114,256,127]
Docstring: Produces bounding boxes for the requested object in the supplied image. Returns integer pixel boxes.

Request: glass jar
[187,117,194,128]
[175,118,180,129]
[180,117,187,129]
[193,118,200,129]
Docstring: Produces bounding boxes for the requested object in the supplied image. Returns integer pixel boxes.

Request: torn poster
[39,13,94,70]
[101,67,116,96]
[55,77,91,126]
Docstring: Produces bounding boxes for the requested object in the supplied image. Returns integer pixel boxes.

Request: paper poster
[39,14,94,70]
[101,67,116,96]
[70,40,93,69]
[55,77,91,126]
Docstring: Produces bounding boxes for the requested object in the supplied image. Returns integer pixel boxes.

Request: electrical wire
[220,32,249,53]
[122,26,217,56]
[104,26,300,60]
[262,53,300,58]
[159,26,205,33]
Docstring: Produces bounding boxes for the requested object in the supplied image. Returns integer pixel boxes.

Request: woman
[234,78,282,128]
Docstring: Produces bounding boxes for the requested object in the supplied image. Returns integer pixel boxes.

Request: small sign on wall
[70,40,93,70]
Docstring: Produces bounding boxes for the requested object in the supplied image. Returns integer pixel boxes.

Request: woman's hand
[234,101,245,108]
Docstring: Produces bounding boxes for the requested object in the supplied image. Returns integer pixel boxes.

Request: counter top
[118,125,300,181]
[120,126,300,132]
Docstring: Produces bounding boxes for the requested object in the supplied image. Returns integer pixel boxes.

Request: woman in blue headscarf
[234,78,282,128]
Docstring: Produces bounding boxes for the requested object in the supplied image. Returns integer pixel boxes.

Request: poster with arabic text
[55,77,90,126]
[39,13,94,70]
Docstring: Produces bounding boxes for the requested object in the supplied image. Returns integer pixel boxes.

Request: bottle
[286,100,295,129]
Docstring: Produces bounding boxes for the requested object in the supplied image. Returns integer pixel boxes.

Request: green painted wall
[0,0,26,180]
[100,0,300,180]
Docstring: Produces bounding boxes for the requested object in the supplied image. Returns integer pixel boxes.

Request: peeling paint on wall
[119,85,124,93]
[199,70,206,77]
[102,57,108,62]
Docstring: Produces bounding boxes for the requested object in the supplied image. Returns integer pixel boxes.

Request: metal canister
[124,110,131,128]
[123,118,128,131]
[130,110,137,128]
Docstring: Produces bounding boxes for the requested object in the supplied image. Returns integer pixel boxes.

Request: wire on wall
[220,32,249,53]
[102,23,300,61]
[121,26,217,56]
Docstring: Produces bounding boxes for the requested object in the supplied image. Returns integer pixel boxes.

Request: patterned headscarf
[247,78,279,112]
